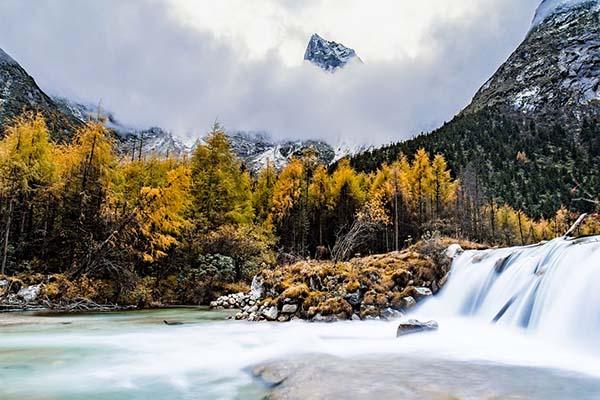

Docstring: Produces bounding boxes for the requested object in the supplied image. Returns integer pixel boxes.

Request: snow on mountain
[53,96,189,157]
[216,131,365,173]
[304,33,362,71]
[532,0,599,27]
[464,0,600,130]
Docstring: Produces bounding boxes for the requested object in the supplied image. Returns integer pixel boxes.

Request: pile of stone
[229,287,433,323]
[209,292,259,310]
[235,301,301,322]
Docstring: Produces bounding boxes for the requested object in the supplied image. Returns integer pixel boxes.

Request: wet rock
[401,296,416,309]
[445,244,464,259]
[396,319,438,337]
[380,308,403,320]
[311,313,336,323]
[351,313,361,321]
[281,304,298,314]
[262,306,279,321]
[251,365,288,388]
[17,284,41,302]
[412,287,432,300]
[438,272,450,289]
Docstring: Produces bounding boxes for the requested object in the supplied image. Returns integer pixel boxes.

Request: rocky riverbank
[212,237,483,322]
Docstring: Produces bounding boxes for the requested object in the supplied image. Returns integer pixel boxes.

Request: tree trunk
[2,198,14,276]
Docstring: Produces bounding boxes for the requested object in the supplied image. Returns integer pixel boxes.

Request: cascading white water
[419,236,600,353]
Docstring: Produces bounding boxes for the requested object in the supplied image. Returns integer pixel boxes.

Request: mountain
[0,46,363,170]
[54,97,363,170]
[204,131,366,173]
[463,0,600,129]
[0,48,80,140]
[53,97,188,158]
[350,0,600,218]
[304,33,362,71]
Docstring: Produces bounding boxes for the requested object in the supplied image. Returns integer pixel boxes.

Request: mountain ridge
[350,0,600,217]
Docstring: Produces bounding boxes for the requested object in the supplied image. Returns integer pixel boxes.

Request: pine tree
[190,124,253,230]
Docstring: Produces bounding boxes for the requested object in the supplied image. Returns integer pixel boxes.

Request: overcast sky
[0,0,540,145]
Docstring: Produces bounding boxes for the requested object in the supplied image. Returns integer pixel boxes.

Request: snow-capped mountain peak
[304,33,362,71]
[532,0,599,27]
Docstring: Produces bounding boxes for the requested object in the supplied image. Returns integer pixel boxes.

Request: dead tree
[332,194,389,262]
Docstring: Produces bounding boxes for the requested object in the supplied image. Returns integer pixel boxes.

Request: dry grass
[258,236,470,319]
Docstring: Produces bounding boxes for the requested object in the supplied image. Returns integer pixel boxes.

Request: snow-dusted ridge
[304,33,362,71]
[532,0,599,27]
[0,48,17,66]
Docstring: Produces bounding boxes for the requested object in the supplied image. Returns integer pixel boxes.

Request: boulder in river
[445,244,464,259]
[396,319,439,337]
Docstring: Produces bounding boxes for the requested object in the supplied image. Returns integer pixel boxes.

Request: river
[2,237,600,399]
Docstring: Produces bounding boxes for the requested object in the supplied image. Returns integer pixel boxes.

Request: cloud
[0,0,540,145]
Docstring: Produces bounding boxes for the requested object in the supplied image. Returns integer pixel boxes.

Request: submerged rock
[396,319,439,337]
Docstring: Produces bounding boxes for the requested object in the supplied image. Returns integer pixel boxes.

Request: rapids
[1,237,600,399]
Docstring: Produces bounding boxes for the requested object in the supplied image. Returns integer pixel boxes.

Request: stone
[262,305,279,321]
[438,272,450,289]
[396,319,438,337]
[311,313,336,323]
[351,313,361,321]
[344,291,361,306]
[248,305,258,313]
[380,308,403,320]
[401,296,416,309]
[445,244,464,259]
[250,274,264,299]
[281,304,298,314]
[16,284,41,302]
[277,315,290,322]
[412,287,432,300]
[228,297,237,305]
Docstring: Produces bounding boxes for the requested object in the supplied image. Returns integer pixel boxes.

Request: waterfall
[419,236,600,352]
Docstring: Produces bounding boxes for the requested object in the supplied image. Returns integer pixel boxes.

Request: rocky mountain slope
[203,131,366,173]
[463,0,600,129]
[53,97,188,158]
[0,48,80,140]
[304,33,362,71]
[351,0,600,217]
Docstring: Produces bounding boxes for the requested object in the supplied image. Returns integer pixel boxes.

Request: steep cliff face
[464,0,600,129]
